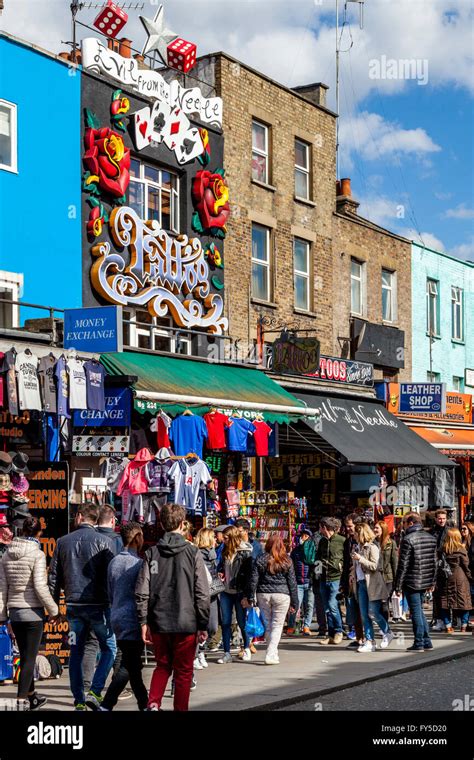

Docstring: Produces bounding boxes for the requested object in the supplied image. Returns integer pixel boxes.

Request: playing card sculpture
[140,5,197,73]
[192,169,230,239]
[93,0,128,38]
[132,101,204,165]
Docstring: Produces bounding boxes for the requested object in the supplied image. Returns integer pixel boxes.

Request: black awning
[296,394,455,467]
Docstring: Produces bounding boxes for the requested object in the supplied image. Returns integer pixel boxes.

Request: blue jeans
[357,580,374,641]
[404,589,432,649]
[67,605,117,705]
[319,580,343,636]
[288,583,314,628]
[219,592,249,653]
[441,609,469,627]
[368,598,390,636]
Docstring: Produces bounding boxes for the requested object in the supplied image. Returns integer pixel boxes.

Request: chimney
[292,83,329,109]
[108,39,120,54]
[119,38,132,58]
[58,50,81,64]
[336,177,360,216]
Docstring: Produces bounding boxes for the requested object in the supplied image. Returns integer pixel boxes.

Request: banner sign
[305,355,374,387]
[272,335,320,376]
[388,384,472,422]
[73,387,132,427]
[64,305,123,353]
[398,383,446,414]
[73,434,130,457]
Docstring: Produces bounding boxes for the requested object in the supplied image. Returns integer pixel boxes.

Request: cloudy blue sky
[2,0,473,260]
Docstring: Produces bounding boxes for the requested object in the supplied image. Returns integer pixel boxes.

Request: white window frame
[350,258,366,317]
[293,238,311,311]
[427,371,441,383]
[129,159,179,232]
[0,100,17,173]
[382,268,397,323]
[452,376,464,392]
[294,138,311,200]
[451,286,464,342]
[251,120,269,184]
[123,310,191,355]
[426,278,440,337]
[251,223,271,302]
[0,270,23,328]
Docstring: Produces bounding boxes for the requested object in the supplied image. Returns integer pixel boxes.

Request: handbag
[245,606,266,638]
[438,554,452,578]
[209,575,225,597]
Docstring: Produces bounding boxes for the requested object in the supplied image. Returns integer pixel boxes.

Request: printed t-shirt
[227,416,256,452]
[169,459,212,511]
[1,350,19,415]
[54,356,70,418]
[203,411,230,449]
[169,414,208,458]
[150,411,171,449]
[84,360,106,411]
[15,351,42,411]
[67,358,87,409]
[252,420,272,456]
[0,352,4,408]
[38,354,58,413]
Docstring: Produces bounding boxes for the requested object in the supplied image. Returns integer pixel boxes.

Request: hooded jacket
[117,448,155,496]
[435,549,472,610]
[217,541,253,595]
[0,538,58,620]
[395,524,437,592]
[135,532,210,634]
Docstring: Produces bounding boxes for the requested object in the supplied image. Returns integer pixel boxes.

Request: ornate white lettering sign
[82,38,223,128]
[90,206,228,334]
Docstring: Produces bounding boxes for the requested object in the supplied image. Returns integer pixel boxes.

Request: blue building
[411,241,474,393]
[0,32,82,321]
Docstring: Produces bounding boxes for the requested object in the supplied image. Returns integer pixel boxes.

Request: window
[129,159,179,232]
[426,372,441,383]
[294,238,311,311]
[350,258,365,316]
[0,271,22,328]
[382,269,397,323]
[0,100,17,173]
[426,278,440,336]
[123,310,191,355]
[251,224,271,302]
[451,286,464,341]
[251,120,269,184]
[452,376,464,392]
[294,139,311,200]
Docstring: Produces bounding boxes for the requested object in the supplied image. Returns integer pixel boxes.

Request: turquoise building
[411,242,474,393]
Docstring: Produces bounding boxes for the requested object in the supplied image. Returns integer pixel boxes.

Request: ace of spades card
[175,126,205,165]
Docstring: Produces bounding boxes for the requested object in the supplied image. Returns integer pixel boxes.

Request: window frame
[451,286,464,342]
[293,237,312,312]
[426,278,440,337]
[251,119,270,185]
[452,376,464,392]
[0,100,18,174]
[123,310,191,355]
[381,268,397,323]
[251,223,272,303]
[129,159,180,232]
[294,138,311,201]
[0,270,23,328]
[426,371,441,383]
[350,258,366,317]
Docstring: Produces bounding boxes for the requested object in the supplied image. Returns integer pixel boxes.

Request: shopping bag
[391,594,402,620]
[245,606,266,638]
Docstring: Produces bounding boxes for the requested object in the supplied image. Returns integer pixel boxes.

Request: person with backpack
[434,528,472,633]
[287,528,315,635]
[135,503,210,711]
[298,523,327,638]
[193,528,220,670]
[316,517,345,645]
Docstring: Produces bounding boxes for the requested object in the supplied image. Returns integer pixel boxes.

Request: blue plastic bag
[245,606,266,638]
[0,625,13,681]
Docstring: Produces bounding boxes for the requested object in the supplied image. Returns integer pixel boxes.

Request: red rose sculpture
[83,127,130,199]
[191,169,230,238]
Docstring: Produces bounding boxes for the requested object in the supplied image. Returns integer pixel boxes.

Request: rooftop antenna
[336,0,364,180]
[70,0,144,63]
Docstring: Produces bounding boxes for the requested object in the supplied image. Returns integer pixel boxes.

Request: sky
[1,0,473,261]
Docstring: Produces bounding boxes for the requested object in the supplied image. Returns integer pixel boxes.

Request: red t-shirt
[252,420,272,456]
[204,411,230,449]
[157,414,171,449]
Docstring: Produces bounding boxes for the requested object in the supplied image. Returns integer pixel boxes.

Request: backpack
[35,655,52,681]
[302,538,317,566]
[46,654,63,679]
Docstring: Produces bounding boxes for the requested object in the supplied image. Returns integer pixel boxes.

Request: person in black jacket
[429,508,450,630]
[135,503,210,712]
[394,512,437,652]
[248,533,298,665]
[288,528,314,635]
[48,503,116,711]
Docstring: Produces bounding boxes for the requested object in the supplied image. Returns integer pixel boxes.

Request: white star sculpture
[140,5,178,63]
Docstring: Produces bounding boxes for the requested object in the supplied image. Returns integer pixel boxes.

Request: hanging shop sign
[90,206,228,334]
[272,334,320,376]
[73,434,130,457]
[64,306,123,353]
[352,319,405,369]
[81,38,223,128]
[397,383,447,414]
[73,386,132,427]
[388,384,472,422]
[305,355,374,387]
[27,464,69,558]
[0,410,42,445]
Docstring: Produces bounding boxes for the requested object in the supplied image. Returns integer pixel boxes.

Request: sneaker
[147,703,160,711]
[198,651,208,668]
[193,657,203,670]
[74,703,87,711]
[347,629,357,640]
[264,654,280,665]
[286,627,296,635]
[380,631,394,649]
[85,690,103,711]
[318,636,330,645]
[445,626,454,634]
[28,693,47,711]
[249,642,257,654]
[357,640,376,653]
[406,644,426,652]
[217,653,233,664]
[431,620,445,632]
[241,647,252,662]
[190,675,197,691]
[423,642,434,650]
[302,626,313,636]
[329,632,344,645]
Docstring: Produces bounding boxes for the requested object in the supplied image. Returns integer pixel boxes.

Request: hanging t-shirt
[38,354,58,413]
[67,358,87,409]
[15,351,42,411]
[84,360,106,411]
[252,420,272,456]
[169,414,208,458]
[54,356,70,418]
[150,411,172,449]
[204,411,230,450]
[227,416,256,452]
[0,352,4,409]
[1,349,19,415]
[169,459,212,511]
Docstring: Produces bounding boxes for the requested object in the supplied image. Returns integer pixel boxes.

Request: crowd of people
[0,504,472,711]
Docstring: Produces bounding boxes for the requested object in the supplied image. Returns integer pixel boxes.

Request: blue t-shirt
[170,414,208,457]
[54,355,70,418]
[84,361,106,412]
[227,417,256,452]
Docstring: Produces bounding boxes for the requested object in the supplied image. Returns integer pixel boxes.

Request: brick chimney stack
[336,177,360,216]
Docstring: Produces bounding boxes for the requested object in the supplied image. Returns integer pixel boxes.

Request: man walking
[135,503,210,711]
[49,504,116,711]
[394,512,437,652]
[430,508,449,631]
[288,528,315,635]
[316,517,345,645]
[235,518,263,560]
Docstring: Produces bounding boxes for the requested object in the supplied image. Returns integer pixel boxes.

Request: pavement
[1,623,472,711]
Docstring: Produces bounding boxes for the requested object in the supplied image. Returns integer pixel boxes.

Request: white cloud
[449,236,474,262]
[357,195,406,228]
[434,191,453,200]
[443,204,474,219]
[399,228,446,251]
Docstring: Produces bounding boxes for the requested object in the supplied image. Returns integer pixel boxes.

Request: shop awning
[409,425,474,455]
[100,352,320,423]
[295,393,455,466]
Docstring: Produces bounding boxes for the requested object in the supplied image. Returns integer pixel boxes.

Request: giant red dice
[166,38,197,73]
[93,0,128,39]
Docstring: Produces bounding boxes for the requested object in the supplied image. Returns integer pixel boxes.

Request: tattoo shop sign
[272,335,320,376]
[305,355,374,387]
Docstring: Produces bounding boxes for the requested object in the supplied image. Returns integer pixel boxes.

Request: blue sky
[1,0,473,260]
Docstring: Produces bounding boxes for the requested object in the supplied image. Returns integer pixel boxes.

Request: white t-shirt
[15,351,42,411]
[67,358,87,409]
[169,459,212,511]
[354,543,366,581]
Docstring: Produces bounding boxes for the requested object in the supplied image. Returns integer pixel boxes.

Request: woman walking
[351,522,394,652]
[194,528,219,669]
[216,526,253,664]
[373,521,398,622]
[0,517,58,710]
[249,534,298,664]
[435,528,472,633]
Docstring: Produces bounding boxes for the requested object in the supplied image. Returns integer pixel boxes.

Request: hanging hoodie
[145,448,172,493]
[117,448,154,496]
